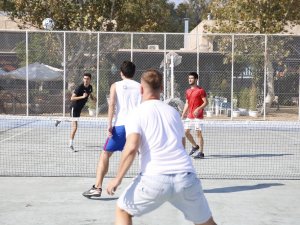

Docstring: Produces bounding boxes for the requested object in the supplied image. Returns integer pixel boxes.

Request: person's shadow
[204,183,284,193]
[86,197,119,201]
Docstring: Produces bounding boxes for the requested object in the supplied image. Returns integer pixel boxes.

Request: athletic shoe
[69,145,78,152]
[194,152,204,159]
[82,185,102,198]
[55,120,61,127]
[189,145,199,156]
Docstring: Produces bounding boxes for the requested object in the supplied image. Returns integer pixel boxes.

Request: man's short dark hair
[84,73,92,79]
[120,61,136,78]
[188,72,198,80]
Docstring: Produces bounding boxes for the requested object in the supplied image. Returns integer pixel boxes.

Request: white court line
[0,128,33,143]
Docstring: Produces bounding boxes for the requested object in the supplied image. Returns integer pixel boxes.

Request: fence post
[298,67,300,121]
[26,31,29,116]
[130,33,133,62]
[63,31,66,117]
[96,32,100,117]
[230,34,234,120]
[263,34,267,120]
[163,33,167,100]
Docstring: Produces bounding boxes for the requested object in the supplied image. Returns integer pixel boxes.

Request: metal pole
[26,31,29,116]
[298,66,300,121]
[196,29,199,81]
[130,33,133,61]
[163,34,167,100]
[184,18,189,49]
[263,35,267,120]
[230,34,234,120]
[63,32,66,117]
[170,55,174,98]
[96,32,100,117]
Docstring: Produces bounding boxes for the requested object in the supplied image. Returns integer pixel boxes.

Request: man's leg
[115,206,133,225]
[82,150,113,198]
[185,129,199,156]
[193,130,205,158]
[185,129,197,147]
[95,150,113,189]
[195,217,217,225]
[69,121,77,150]
[197,130,204,153]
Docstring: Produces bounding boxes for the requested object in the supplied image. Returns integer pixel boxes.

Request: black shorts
[70,107,81,117]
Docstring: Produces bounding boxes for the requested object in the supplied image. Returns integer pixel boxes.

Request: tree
[0,0,14,11]
[207,0,300,113]
[9,0,123,31]
[175,0,210,32]
[8,0,182,32]
[209,0,300,33]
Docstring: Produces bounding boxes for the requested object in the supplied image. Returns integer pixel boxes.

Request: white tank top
[114,79,141,126]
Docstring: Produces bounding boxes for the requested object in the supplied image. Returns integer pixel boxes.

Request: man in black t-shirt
[56,73,96,152]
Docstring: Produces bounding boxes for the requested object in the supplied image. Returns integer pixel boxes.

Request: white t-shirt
[114,79,141,126]
[126,99,196,175]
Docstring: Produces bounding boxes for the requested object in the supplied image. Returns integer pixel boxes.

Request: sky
[170,0,186,6]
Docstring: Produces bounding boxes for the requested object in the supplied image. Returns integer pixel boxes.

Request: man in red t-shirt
[181,72,208,159]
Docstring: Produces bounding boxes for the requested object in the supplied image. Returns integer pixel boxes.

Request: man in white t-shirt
[107,69,217,225]
[83,61,141,198]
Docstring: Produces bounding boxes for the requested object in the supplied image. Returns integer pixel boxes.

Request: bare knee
[100,152,112,171]
[195,217,217,225]
[115,205,132,225]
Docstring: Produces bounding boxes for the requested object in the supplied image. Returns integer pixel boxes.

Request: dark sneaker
[189,145,199,156]
[69,145,78,152]
[55,120,61,127]
[194,152,204,159]
[82,185,102,198]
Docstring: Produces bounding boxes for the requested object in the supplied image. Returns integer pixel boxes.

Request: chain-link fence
[0,31,299,120]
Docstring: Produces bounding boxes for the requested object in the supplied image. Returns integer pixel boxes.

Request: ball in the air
[42,18,55,30]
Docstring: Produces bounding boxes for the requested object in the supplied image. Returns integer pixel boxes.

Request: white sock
[69,140,74,146]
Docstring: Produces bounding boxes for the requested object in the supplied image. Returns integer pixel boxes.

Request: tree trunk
[265,61,275,113]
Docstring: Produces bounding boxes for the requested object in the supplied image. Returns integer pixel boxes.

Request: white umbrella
[1,62,63,81]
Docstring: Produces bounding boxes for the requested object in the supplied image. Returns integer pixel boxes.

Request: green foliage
[249,85,257,111]
[0,0,15,11]
[208,0,300,34]
[176,0,210,32]
[206,0,300,107]
[8,0,186,32]
[15,33,62,67]
[238,88,250,109]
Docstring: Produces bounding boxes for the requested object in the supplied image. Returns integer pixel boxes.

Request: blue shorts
[103,125,126,152]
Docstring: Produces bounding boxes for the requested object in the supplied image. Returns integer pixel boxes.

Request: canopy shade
[0,62,63,81]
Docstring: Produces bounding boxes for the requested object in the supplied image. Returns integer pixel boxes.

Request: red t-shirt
[186,86,207,119]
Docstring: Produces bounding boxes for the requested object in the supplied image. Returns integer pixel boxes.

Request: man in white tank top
[83,61,141,198]
[106,69,217,225]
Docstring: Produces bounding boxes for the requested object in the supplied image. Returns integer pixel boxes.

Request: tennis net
[0,115,299,179]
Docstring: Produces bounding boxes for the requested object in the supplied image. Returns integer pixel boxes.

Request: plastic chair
[219,102,231,115]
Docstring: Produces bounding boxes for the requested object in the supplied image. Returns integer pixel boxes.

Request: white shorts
[183,118,204,131]
[117,172,212,224]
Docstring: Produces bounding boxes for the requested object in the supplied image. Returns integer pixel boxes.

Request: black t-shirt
[70,83,93,111]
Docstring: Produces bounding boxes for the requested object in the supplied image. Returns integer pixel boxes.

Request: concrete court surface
[0,177,299,225]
